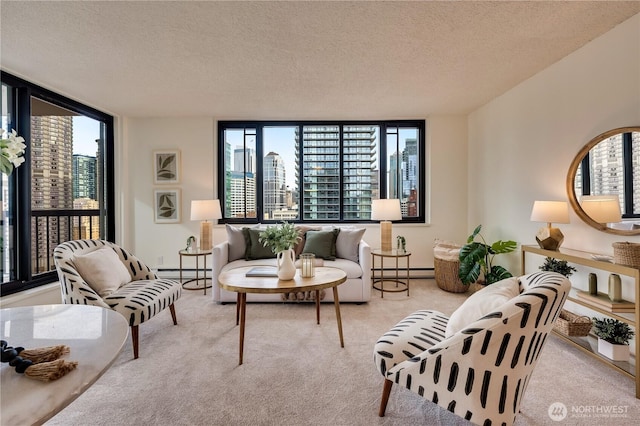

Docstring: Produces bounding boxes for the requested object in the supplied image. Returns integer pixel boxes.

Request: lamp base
[380,221,392,251]
[535,226,564,251]
[200,221,213,251]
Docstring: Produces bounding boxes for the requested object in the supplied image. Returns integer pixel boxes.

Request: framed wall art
[154,188,181,223]
[153,149,180,184]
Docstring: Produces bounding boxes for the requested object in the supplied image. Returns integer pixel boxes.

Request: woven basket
[612,242,640,269]
[434,257,468,293]
[554,309,592,337]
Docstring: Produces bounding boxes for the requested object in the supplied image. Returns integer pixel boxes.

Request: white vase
[277,248,296,280]
[597,338,629,361]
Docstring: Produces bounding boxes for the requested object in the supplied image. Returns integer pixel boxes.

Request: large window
[218,121,425,223]
[1,72,115,296]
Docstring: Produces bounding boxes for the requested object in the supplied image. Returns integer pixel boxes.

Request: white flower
[0,128,27,175]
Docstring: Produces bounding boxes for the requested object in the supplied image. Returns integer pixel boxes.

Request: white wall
[468,14,640,309]
[123,117,217,267]
[122,115,468,272]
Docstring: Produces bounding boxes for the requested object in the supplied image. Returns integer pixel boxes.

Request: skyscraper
[31,115,74,272]
[73,154,97,199]
[297,125,377,220]
[263,151,286,220]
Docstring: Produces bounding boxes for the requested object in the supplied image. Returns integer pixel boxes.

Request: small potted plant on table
[258,222,301,280]
[539,257,577,277]
[592,317,635,361]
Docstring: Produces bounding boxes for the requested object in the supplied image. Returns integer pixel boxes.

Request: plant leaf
[490,240,517,254]
[485,265,513,284]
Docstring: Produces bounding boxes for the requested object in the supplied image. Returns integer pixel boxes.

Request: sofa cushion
[293,225,321,257]
[335,228,365,262]
[445,277,520,338]
[302,229,340,260]
[72,247,132,297]
[226,224,247,261]
[243,228,276,260]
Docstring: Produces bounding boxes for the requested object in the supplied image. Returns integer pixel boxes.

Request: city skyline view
[221,124,419,221]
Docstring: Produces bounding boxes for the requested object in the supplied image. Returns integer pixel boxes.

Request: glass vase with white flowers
[0,128,26,175]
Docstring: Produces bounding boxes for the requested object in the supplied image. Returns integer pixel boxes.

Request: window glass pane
[343,125,378,220]
[400,128,419,218]
[30,98,103,275]
[263,127,298,221]
[386,126,420,218]
[224,128,256,218]
[1,83,16,283]
[632,132,640,215]
[588,133,624,211]
[301,125,340,220]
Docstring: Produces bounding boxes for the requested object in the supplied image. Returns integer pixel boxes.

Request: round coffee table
[217,266,347,365]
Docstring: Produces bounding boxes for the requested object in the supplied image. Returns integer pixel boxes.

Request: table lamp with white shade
[190,199,222,251]
[371,199,402,251]
[530,200,570,251]
[580,195,622,225]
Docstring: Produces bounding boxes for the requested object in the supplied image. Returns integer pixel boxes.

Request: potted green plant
[258,222,301,280]
[539,257,577,277]
[592,317,634,361]
[458,224,517,286]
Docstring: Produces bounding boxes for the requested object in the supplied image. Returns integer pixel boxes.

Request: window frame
[217,120,426,224]
[1,71,115,296]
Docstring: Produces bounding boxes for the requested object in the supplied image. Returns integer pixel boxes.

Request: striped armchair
[54,240,182,359]
[374,272,570,426]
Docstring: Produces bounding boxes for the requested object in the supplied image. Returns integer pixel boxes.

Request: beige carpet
[45,280,637,426]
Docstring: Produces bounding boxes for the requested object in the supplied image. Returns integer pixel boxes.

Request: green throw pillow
[242,228,276,260]
[302,229,340,260]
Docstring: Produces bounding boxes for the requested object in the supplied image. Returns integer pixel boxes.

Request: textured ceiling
[1,1,639,119]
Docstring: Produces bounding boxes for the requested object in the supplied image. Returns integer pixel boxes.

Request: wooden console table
[522,245,639,398]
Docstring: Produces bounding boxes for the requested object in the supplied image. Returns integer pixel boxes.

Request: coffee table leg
[316,290,320,324]
[236,293,240,326]
[239,292,246,365]
[332,286,344,348]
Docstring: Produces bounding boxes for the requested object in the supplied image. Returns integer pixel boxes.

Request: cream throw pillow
[445,277,521,338]
[73,247,132,297]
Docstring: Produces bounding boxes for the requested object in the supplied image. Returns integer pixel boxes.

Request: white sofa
[212,225,371,303]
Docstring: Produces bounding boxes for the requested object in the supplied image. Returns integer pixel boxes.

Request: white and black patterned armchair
[374,272,570,426]
[54,239,182,359]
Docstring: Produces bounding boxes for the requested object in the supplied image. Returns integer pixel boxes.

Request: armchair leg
[379,378,393,417]
[131,325,139,359]
[169,303,178,325]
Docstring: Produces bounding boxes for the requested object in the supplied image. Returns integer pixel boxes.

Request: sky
[72,116,101,156]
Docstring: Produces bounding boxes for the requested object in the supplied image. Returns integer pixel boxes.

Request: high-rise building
[263,151,286,220]
[402,139,418,194]
[296,125,377,220]
[73,154,97,199]
[31,115,74,272]
[389,151,399,199]
[234,147,255,173]
[227,170,257,218]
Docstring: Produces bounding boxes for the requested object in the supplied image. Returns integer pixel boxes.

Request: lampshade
[530,201,570,224]
[190,199,222,251]
[371,199,402,221]
[580,195,621,224]
[190,200,222,221]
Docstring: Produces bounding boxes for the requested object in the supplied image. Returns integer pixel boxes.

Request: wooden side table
[371,249,411,298]
[179,249,212,295]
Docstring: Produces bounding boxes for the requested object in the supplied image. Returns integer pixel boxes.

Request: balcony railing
[31,209,101,274]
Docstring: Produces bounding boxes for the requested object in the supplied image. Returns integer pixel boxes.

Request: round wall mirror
[566,126,640,236]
